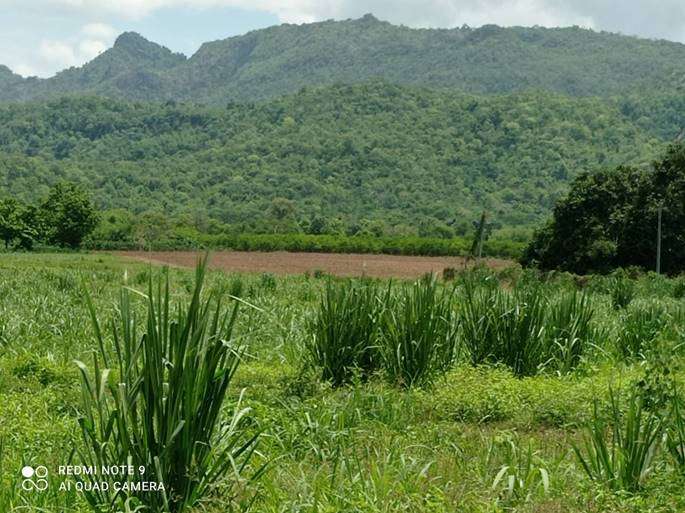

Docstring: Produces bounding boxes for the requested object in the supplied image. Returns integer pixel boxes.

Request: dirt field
[114,250,514,278]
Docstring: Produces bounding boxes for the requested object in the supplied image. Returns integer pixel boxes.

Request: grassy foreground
[1,253,685,512]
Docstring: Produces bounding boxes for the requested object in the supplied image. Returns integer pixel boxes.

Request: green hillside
[1,83,681,236]
[2,15,685,103]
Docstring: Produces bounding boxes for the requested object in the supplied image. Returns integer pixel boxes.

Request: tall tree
[0,198,37,249]
[523,144,685,274]
[40,182,98,248]
[0,198,22,248]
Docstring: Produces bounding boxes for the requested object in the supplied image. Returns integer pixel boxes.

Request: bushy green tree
[268,197,299,233]
[132,210,170,249]
[0,198,22,248]
[88,208,134,246]
[623,144,685,273]
[306,214,329,235]
[0,198,38,249]
[523,144,685,274]
[40,182,98,248]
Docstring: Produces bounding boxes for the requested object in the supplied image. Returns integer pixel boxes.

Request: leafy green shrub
[573,390,662,492]
[672,276,685,299]
[228,275,244,298]
[306,280,385,386]
[76,260,262,512]
[634,340,680,412]
[133,268,150,285]
[442,267,458,281]
[380,275,457,387]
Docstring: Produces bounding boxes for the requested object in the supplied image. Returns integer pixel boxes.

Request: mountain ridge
[2,15,685,103]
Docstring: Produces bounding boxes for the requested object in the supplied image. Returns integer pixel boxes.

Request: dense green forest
[0,83,682,240]
[2,15,685,103]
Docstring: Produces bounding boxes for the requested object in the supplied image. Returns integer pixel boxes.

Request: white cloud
[12,63,38,77]
[82,22,117,39]
[39,39,79,68]
[78,38,108,59]
[15,0,685,41]
[37,0,317,21]
[32,0,685,40]
[18,22,117,76]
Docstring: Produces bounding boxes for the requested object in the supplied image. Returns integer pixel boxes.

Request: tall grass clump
[76,259,262,513]
[617,302,670,360]
[460,282,595,376]
[306,280,385,386]
[666,393,685,469]
[461,284,545,377]
[573,390,662,492]
[610,272,636,310]
[381,274,457,387]
[545,291,595,373]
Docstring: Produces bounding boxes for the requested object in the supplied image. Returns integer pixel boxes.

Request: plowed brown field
[114,250,514,279]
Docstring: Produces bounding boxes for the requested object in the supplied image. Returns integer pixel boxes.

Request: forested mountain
[0,33,185,102]
[2,15,685,103]
[0,83,682,235]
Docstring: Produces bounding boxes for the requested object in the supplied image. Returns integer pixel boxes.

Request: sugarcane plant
[75,257,263,512]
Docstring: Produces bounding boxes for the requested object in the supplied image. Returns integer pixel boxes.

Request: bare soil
[114,250,514,279]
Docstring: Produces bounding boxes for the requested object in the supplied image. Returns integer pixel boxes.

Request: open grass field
[1,253,685,512]
[114,250,513,278]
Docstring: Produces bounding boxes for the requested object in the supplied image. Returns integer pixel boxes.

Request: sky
[2,0,685,78]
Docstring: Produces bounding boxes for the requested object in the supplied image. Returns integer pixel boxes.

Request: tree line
[0,180,525,258]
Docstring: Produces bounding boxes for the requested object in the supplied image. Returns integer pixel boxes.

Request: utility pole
[656,203,663,274]
[469,211,487,263]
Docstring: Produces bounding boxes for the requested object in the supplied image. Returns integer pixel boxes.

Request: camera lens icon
[21,465,49,491]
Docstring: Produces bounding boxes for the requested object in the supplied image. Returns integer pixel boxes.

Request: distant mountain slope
[0,32,186,102]
[2,15,685,103]
[1,83,682,232]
